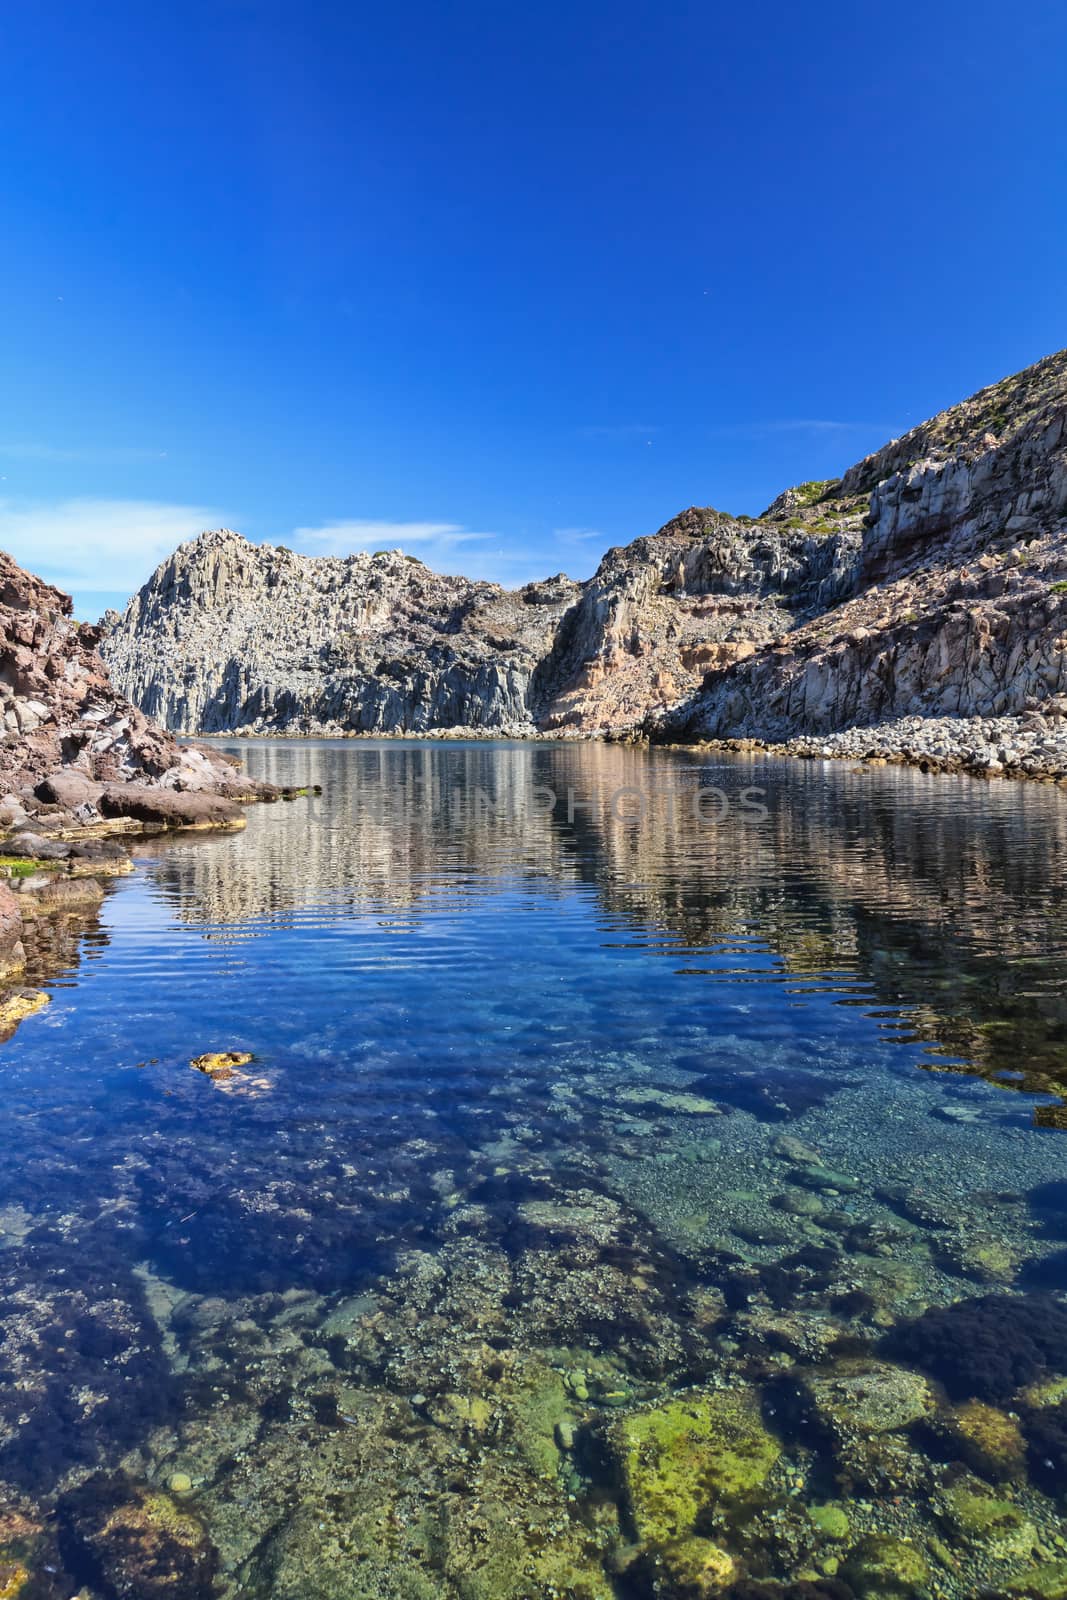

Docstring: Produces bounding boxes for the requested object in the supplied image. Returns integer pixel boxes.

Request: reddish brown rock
[98,784,245,829]
[0,546,266,826]
[0,882,24,979]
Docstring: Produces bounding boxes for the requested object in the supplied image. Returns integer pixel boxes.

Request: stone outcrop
[678,353,1067,742]
[101,512,863,738]
[100,347,1067,755]
[102,534,580,735]
[0,548,281,999]
[0,550,264,803]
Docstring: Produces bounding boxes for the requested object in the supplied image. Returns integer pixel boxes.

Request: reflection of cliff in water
[16,891,112,995]
[143,740,1067,1104]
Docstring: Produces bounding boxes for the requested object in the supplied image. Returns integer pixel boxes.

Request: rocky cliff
[101,511,863,738]
[0,551,281,985]
[102,535,580,735]
[101,347,1067,747]
[679,349,1067,741]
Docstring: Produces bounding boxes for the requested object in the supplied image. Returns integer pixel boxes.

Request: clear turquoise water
[2,741,1067,1598]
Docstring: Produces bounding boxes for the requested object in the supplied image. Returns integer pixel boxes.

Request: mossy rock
[808,1502,850,1540]
[657,1536,737,1595]
[0,857,60,878]
[842,1534,930,1598]
[613,1385,779,1545]
[508,1362,573,1479]
[944,1400,1028,1482]
[1020,1376,1067,1409]
[938,1484,1036,1561]
[59,1475,217,1600]
[0,990,49,1038]
[1004,1561,1067,1599]
[0,1564,29,1600]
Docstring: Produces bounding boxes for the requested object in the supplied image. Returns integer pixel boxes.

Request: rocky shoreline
[200,713,1067,785]
[0,548,322,1000]
[667,712,1067,783]
[101,348,1067,756]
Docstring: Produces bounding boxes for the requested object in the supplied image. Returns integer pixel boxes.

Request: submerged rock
[1003,1561,1067,1599]
[58,1475,218,1600]
[841,1534,929,1598]
[190,1050,253,1080]
[611,1385,779,1546]
[939,1400,1028,1482]
[0,989,48,1039]
[801,1360,933,1436]
[937,1483,1037,1561]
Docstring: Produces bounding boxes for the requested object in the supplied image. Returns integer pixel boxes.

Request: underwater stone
[59,1474,218,1600]
[772,1135,822,1164]
[841,1534,930,1598]
[657,1535,737,1595]
[612,1385,779,1546]
[616,1087,723,1116]
[0,989,48,1037]
[937,1484,1037,1562]
[802,1359,933,1436]
[938,1234,1019,1285]
[190,1050,253,1079]
[808,1504,850,1541]
[792,1167,860,1194]
[167,1473,193,1495]
[0,1565,29,1600]
[1004,1560,1067,1598]
[941,1400,1028,1482]
[774,1191,831,1220]
[1020,1377,1067,1409]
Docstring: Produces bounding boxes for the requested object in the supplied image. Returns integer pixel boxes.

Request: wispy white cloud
[0,497,225,597]
[553,525,606,543]
[289,518,494,565]
[707,418,895,440]
[0,442,168,464]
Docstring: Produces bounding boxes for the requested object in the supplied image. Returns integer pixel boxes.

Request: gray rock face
[102,534,580,735]
[101,348,1067,748]
[680,373,1067,740]
[101,515,862,737]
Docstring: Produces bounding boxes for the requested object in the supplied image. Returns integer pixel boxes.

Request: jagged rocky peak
[841,346,1067,497]
[103,530,583,736]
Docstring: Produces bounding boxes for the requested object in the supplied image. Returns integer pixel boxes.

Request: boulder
[35,768,104,810]
[99,785,245,829]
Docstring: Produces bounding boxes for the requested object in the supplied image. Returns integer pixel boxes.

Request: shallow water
[2,741,1067,1598]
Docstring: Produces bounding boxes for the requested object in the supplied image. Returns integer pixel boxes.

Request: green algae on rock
[940,1400,1029,1482]
[612,1385,779,1546]
[842,1534,930,1598]
[1003,1561,1067,1599]
[808,1503,850,1541]
[938,1484,1037,1562]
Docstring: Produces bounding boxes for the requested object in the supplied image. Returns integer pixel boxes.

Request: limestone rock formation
[102,534,580,735]
[100,347,1067,747]
[100,513,862,738]
[680,350,1067,740]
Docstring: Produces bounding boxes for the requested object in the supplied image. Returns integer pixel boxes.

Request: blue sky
[1,0,1065,618]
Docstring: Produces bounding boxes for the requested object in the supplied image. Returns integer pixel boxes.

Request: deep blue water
[1,741,1066,1598]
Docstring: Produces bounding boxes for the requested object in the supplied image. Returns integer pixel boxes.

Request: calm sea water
[2,741,1067,1599]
